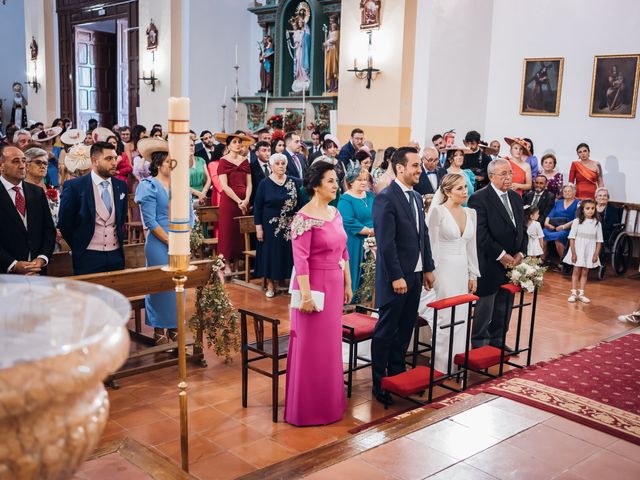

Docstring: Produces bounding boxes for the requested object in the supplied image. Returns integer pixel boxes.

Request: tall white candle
[222,85,227,104]
[235,44,238,66]
[167,97,191,256]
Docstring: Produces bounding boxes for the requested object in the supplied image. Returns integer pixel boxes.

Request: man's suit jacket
[195,146,213,164]
[250,158,269,205]
[58,174,128,256]
[468,185,527,297]
[373,181,435,308]
[523,189,555,226]
[308,148,324,166]
[284,150,306,179]
[0,181,56,273]
[337,141,356,170]
[415,166,446,195]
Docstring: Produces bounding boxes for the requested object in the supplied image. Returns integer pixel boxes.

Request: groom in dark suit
[58,142,128,275]
[372,147,436,404]
[468,158,527,351]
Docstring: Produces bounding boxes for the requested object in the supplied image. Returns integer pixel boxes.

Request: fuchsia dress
[285,210,348,426]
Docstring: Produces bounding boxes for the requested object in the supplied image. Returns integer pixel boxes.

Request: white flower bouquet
[507,257,547,293]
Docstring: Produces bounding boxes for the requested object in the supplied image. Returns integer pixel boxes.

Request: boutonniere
[45,187,59,203]
[119,192,126,200]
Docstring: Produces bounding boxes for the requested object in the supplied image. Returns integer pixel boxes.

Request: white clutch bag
[290,290,325,312]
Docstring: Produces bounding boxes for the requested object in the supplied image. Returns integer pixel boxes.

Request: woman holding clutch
[285,161,352,426]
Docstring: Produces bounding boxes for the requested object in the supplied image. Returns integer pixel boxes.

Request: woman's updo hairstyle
[303,160,336,197]
[149,151,168,177]
[438,173,465,204]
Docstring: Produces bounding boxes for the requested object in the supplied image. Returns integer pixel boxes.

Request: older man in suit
[372,147,436,404]
[415,146,446,195]
[337,128,365,172]
[468,158,528,351]
[523,174,555,226]
[0,145,56,274]
[58,142,128,275]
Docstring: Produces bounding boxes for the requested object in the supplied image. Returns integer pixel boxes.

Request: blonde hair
[439,173,465,204]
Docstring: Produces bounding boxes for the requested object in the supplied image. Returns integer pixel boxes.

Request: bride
[425,173,480,374]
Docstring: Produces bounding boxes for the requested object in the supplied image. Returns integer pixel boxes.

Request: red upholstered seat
[380,366,445,397]
[453,345,509,370]
[427,293,479,310]
[342,312,377,341]
[500,283,522,294]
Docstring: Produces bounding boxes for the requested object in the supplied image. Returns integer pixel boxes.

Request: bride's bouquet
[507,257,547,293]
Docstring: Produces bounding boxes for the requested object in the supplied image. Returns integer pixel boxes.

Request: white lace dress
[562,218,603,268]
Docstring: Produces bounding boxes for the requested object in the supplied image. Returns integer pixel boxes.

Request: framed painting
[589,54,640,118]
[520,58,564,116]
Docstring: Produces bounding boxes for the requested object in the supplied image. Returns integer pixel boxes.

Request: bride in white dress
[425,173,480,374]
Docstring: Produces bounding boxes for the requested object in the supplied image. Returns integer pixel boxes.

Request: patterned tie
[501,193,515,224]
[101,181,113,215]
[13,186,25,216]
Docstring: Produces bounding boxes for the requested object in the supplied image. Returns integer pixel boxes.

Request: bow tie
[426,171,437,175]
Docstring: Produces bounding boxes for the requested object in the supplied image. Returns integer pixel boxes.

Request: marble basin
[0,275,131,480]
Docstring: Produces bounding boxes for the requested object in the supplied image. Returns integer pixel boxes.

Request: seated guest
[338,166,374,295]
[523,138,539,179]
[254,153,302,297]
[462,130,491,188]
[446,145,475,205]
[337,128,364,172]
[135,138,194,345]
[250,140,272,205]
[595,186,623,273]
[569,142,603,200]
[503,137,532,196]
[523,174,555,227]
[58,142,128,275]
[189,137,211,206]
[543,183,580,259]
[0,145,56,275]
[540,153,563,199]
[415,146,445,195]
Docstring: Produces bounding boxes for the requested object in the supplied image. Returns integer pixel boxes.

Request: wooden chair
[342,305,378,398]
[126,194,144,243]
[235,215,256,282]
[195,205,219,257]
[239,308,289,422]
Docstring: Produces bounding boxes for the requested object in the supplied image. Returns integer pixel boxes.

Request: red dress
[508,158,526,197]
[218,158,251,262]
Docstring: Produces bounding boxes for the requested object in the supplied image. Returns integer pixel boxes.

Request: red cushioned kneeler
[453,345,510,371]
[381,366,445,397]
[342,312,377,341]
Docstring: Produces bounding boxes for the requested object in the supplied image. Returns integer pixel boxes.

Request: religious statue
[146,20,158,50]
[30,37,39,61]
[606,65,626,112]
[323,15,340,93]
[360,0,381,30]
[11,82,28,128]
[258,33,274,93]
[286,1,311,94]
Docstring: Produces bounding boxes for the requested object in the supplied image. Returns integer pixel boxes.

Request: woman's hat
[64,144,92,173]
[138,137,169,162]
[479,141,498,156]
[323,134,341,149]
[213,132,256,146]
[31,126,62,143]
[444,145,472,154]
[60,128,84,145]
[504,137,531,157]
[92,127,114,143]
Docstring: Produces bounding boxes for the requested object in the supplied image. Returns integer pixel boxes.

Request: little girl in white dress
[525,206,544,257]
[563,199,603,303]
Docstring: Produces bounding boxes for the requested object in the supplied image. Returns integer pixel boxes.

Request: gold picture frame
[520,57,564,116]
[589,54,640,118]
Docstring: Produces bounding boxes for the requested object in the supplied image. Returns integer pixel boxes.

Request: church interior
[1,1,639,479]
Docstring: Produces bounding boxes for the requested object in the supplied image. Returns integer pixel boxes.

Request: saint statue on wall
[360,0,381,30]
[259,33,274,93]
[323,15,340,93]
[11,82,28,128]
[286,1,311,94]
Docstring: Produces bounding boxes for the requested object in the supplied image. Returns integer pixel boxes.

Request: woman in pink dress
[285,161,353,426]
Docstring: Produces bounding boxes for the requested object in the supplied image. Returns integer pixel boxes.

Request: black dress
[253,176,303,281]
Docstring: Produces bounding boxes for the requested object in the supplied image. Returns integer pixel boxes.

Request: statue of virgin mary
[286,2,311,94]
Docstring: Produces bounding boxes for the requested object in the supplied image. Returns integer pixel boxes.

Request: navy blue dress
[253,176,303,281]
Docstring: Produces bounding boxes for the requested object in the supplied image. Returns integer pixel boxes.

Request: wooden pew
[235,215,256,283]
[48,243,147,277]
[195,205,219,257]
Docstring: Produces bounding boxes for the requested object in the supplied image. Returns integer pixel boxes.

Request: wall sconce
[139,50,158,91]
[348,30,381,89]
[26,36,40,93]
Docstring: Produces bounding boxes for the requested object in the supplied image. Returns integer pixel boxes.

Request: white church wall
[0,0,27,130]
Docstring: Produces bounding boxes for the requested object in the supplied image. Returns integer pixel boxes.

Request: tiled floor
[82,270,639,479]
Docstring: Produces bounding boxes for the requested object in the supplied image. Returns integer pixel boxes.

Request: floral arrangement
[354,237,377,304]
[45,187,59,203]
[266,114,284,130]
[188,255,240,362]
[507,257,547,293]
[307,119,329,133]
[190,218,204,252]
[271,129,285,143]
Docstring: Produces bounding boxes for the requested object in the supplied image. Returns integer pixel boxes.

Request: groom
[372,147,436,404]
[468,158,527,351]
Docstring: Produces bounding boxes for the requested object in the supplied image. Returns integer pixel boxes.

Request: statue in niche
[11,82,28,128]
[146,20,158,50]
[286,1,311,94]
[323,15,340,93]
[258,33,274,93]
[30,37,39,61]
[360,0,381,30]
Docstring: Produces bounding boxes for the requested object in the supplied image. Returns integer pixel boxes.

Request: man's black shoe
[372,389,394,405]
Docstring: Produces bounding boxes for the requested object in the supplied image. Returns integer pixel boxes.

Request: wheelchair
[604,202,640,278]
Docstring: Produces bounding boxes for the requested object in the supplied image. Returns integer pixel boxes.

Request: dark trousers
[72,249,125,276]
[372,272,422,392]
[472,288,515,348]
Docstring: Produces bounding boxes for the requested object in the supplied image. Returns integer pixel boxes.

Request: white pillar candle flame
[167,97,191,257]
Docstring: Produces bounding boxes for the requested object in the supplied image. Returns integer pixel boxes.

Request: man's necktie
[532,193,540,206]
[407,191,417,227]
[293,154,302,176]
[501,193,515,223]
[101,181,113,215]
[263,163,269,176]
[13,186,25,216]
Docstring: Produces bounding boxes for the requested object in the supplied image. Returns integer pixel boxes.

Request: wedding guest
[523,138,539,179]
[446,146,475,205]
[503,137,532,196]
[372,146,396,194]
[63,143,93,180]
[337,166,374,294]
[24,147,59,226]
[355,149,372,171]
[318,135,344,184]
[595,186,622,274]
[540,153,563,198]
[489,140,501,160]
[254,153,302,297]
[415,146,445,195]
[131,125,150,184]
[189,137,211,206]
[337,128,364,171]
[569,143,603,200]
[543,183,580,259]
[31,127,62,188]
[149,127,163,139]
[284,132,306,179]
[468,158,527,351]
[207,143,226,208]
[462,130,491,188]
[106,134,132,184]
[215,132,254,274]
[271,137,285,155]
[525,206,545,258]
[135,138,193,344]
[250,140,273,204]
[425,173,479,373]
[285,161,352,426]
[523,174,555,227]
[0,145,56,275]
[432,134,447,168]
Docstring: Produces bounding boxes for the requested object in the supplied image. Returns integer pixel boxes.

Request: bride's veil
[425,188,445,224]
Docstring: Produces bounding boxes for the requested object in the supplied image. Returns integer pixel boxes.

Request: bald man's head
[421,146,439,171]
